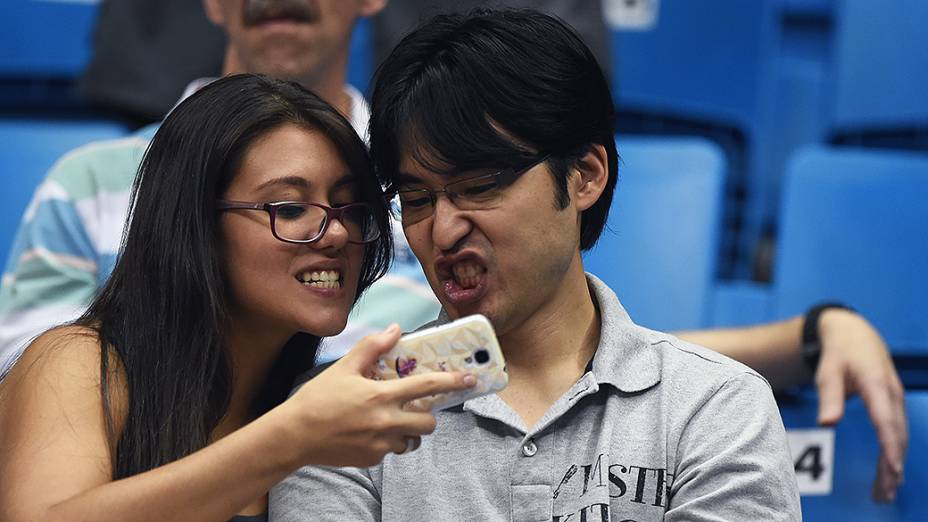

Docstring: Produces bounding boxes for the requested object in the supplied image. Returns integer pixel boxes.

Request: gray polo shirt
[270,274,801,521]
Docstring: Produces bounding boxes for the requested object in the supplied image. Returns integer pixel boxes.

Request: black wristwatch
[801,302,855,374]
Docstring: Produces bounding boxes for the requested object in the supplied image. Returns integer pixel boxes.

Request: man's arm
[667,372,801,520]
[674,310,907,502]
[269,464,381,521]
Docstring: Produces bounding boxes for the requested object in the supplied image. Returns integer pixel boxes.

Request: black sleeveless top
[229,514,267,522]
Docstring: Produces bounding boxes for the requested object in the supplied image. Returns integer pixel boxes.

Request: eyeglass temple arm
[215,200,266,210]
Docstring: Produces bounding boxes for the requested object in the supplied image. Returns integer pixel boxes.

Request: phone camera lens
[474,349,490,364]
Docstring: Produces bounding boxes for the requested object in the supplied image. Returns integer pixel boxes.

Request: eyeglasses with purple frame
[216,200,381,244]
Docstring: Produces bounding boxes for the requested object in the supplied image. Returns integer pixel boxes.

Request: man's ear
[571,144,609,212]
[202,0,225,26]
[359,0,388,18]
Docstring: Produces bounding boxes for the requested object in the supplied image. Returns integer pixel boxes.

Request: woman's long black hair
[78,74,392,479]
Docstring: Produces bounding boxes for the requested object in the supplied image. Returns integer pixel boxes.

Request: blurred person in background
[0,0,906,502]
[78,0,610,126]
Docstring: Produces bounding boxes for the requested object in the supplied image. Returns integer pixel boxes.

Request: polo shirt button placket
[521,439,538,457]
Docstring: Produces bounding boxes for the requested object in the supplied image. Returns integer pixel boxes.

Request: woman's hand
[281,324,476,468]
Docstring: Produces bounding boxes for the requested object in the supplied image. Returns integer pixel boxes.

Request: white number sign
[786,428,835,495]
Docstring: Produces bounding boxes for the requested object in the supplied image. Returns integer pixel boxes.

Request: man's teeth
[298,270,341,289]
[452,261,485,289]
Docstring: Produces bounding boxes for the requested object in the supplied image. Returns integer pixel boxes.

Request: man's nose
[430,194,471,252]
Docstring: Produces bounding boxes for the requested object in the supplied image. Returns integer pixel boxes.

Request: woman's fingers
[388,370,476,404]
[392,410,439,436]
[338,324,402,372]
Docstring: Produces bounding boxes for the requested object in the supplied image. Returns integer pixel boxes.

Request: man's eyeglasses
[216,200,381,244]
[395,154,550,225]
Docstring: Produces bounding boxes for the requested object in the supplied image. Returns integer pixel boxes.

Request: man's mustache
[242,0,319,27]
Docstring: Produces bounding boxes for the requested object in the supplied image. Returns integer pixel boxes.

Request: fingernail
[463,374,476,386]
[384,324,400,335]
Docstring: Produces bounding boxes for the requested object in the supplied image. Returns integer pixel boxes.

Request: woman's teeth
[452,261,485,289]
[298,270,341,289]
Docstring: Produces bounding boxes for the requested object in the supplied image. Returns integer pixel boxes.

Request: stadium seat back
[585,136,725,331]
[0,1,100,77]
[773,145,928,357]
[830,0,928,134]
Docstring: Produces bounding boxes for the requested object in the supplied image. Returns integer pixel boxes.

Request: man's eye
[460,179,497,197]
[400,193,431,208]
[276,204,307,219]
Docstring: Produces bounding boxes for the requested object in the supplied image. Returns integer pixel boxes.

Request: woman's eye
[276,204,307,219]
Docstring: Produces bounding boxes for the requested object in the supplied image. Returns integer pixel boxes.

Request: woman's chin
[298,318,348,338]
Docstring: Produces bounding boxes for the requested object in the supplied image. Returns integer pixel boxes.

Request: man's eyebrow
[393,172,425,186]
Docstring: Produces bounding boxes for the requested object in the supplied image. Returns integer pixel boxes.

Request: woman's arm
[0,325,474,522]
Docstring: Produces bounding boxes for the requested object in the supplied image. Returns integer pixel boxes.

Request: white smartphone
[368,314,508,410]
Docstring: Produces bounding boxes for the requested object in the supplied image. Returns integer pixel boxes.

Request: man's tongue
[452,261,485,290]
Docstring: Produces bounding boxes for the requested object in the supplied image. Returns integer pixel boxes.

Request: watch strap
[801,302,854,373]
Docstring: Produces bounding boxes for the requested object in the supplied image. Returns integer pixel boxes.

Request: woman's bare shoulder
[5,324,106,380]
[0,324,127,423]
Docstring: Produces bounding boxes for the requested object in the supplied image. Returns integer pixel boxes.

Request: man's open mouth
[451,260,486,290]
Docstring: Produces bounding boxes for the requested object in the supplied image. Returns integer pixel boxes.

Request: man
[270,9,803,519]
[0,1,905,503]
[0,0,443,369]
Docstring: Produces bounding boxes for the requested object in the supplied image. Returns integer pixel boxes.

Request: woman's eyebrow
[332,173,358,189]
[253,173,356,192]
[254,176,310,191]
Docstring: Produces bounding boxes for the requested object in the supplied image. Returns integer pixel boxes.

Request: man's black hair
[369,7,618,250]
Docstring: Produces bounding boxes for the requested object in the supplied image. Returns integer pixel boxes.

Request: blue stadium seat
[772,145,928,359]
[0,119,128,268]
[584,136,725,332]
[609,0,782,276]
[778,389,928,520]
[0,1,100,77]
[710,280,774,327]
[611,1,779,132]
[829,0,928,136]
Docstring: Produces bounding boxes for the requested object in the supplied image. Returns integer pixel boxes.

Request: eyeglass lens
[273,203,376,243]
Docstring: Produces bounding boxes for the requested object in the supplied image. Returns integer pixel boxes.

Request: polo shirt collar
[436,273,661,398]
[585,273,662,393]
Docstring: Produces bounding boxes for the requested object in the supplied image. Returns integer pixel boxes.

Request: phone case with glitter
[369,314,508,410]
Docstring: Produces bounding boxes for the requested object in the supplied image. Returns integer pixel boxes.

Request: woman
[0,74,473,521]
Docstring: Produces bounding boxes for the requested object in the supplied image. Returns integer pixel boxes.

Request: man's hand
[816,308,907,502]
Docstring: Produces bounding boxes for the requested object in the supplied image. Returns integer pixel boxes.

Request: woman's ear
[571,144,609,212]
